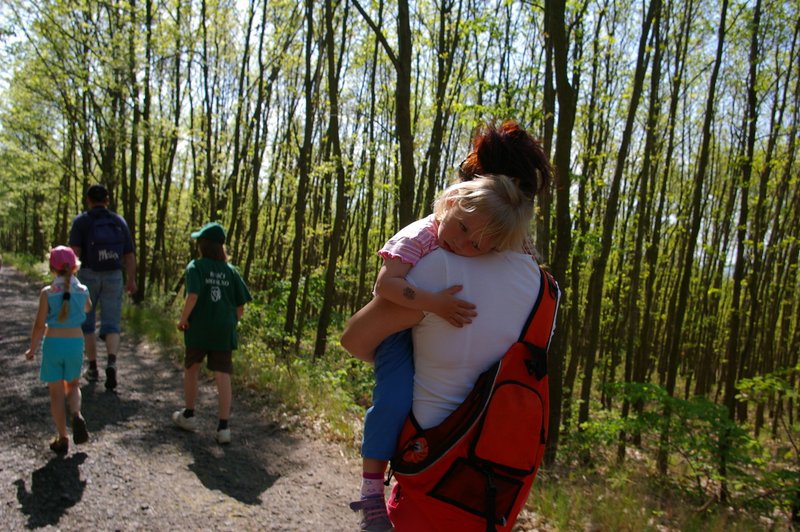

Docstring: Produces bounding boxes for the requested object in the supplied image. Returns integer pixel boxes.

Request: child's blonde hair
[432,174,533,252]
[55,268,76,322]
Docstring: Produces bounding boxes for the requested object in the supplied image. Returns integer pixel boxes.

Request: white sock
[360,474,385,499]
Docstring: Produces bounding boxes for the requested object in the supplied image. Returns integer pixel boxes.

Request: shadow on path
[14,452,88,529]
[186,441,280,505]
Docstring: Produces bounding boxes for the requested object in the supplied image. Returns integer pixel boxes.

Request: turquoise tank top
[46,280,89,328]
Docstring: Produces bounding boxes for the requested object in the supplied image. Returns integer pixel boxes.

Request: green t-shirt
[184,257,252,351]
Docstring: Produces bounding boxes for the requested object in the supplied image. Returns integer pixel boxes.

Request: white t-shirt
[406,248,541,428]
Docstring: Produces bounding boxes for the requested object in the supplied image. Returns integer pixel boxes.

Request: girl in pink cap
[24,246,92,454]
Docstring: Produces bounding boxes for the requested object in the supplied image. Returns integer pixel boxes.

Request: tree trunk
[735,0,764,423]
[314,0,349,359]
[284,0,319,350]
[352,0,416,228]
[579,0,660,442]
[134,0,153,304]
[618,4,663,462]
[543,0,577,466]
[657,0,728,477]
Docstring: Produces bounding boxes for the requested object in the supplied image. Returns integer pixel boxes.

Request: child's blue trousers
[361,330,414,461]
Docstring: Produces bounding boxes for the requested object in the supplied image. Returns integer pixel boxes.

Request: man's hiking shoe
[71,414,89,444]
[172,409,197,432]
[84,366,99,382]
[49,436,69,455]
[105,366,117,391]
[215,428,231,445]
[349,496,393,531]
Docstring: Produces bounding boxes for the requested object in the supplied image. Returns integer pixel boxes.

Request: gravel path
[0,265,361,531]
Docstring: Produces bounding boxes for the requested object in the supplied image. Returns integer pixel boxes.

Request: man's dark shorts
[184,347,233,374]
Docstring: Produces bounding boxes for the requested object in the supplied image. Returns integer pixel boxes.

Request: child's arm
[24,289,48,360]
[236,305,244,320]
[374,257,477,328]
[177,293,199,331]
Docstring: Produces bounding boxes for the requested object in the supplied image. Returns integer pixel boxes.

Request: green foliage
[234,333,372,443]
[530,467,770,531]
[123,294,184,361]
[596,381,800,519]
[1,252,50,281]
[737,367,800,518]
[737,364,800,404]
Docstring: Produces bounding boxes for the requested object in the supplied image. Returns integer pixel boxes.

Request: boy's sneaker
[349,496,393,531]
[72,414,89,444]
[105,366,117,391]
[49,436,69,455]
[172,409,197,432]
[84,366,99,382]
[215,428,231,445]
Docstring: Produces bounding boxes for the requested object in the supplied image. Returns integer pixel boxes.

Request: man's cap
[49,245,79,271]
[87,184,109,202]
[191,222,226,244]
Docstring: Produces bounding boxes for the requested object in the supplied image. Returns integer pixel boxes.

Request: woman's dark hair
[459,120,553,199]
[197,238,228,261]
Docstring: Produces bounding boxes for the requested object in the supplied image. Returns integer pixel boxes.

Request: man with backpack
[69,184,136,391]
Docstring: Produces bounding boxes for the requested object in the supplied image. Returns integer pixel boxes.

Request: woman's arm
[24,289,49,360]
[341,296,423,362]
[375,257,476,327]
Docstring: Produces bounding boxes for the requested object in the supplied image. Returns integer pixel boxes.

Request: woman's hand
[177,319,190,331]
[432,285,477,328]
[24,348,34,360]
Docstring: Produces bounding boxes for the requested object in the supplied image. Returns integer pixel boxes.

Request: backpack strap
[518,266,560,379]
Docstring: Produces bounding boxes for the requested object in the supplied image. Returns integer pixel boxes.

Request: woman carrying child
[343,121,552,531]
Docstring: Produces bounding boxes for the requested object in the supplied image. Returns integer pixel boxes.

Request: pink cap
[49,245,79,272]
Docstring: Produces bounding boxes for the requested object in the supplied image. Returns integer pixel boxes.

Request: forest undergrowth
[6,252,796,531]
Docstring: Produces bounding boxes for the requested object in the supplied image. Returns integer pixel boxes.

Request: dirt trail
[0,265,361,531]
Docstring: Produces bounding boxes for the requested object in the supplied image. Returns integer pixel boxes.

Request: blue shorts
[362,329,414,461]
[78,268,123,336]
[40,337,84,382]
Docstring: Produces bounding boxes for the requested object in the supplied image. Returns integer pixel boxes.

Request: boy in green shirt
[173,222,252,444]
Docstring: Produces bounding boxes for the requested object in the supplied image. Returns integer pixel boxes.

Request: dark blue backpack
[87,212,126,271]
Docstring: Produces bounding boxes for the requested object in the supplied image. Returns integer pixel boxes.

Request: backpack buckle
[522,342,548,379]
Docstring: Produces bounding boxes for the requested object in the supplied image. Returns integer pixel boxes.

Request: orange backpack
[387,267,560,531]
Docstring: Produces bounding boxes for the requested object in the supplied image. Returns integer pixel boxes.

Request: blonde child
[24,246,92,455]
[172,222,252,444]
[345,174,533,530]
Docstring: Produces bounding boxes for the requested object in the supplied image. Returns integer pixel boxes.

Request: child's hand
[177,319,190,331]
[24,348,34,360]
[432,285,477,328]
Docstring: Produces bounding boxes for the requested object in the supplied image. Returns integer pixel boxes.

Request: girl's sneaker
[172,409,197,432]
[83,366,99,382]
[215,428,231,445]
[49,436,69,455]
[349,496,392,531]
